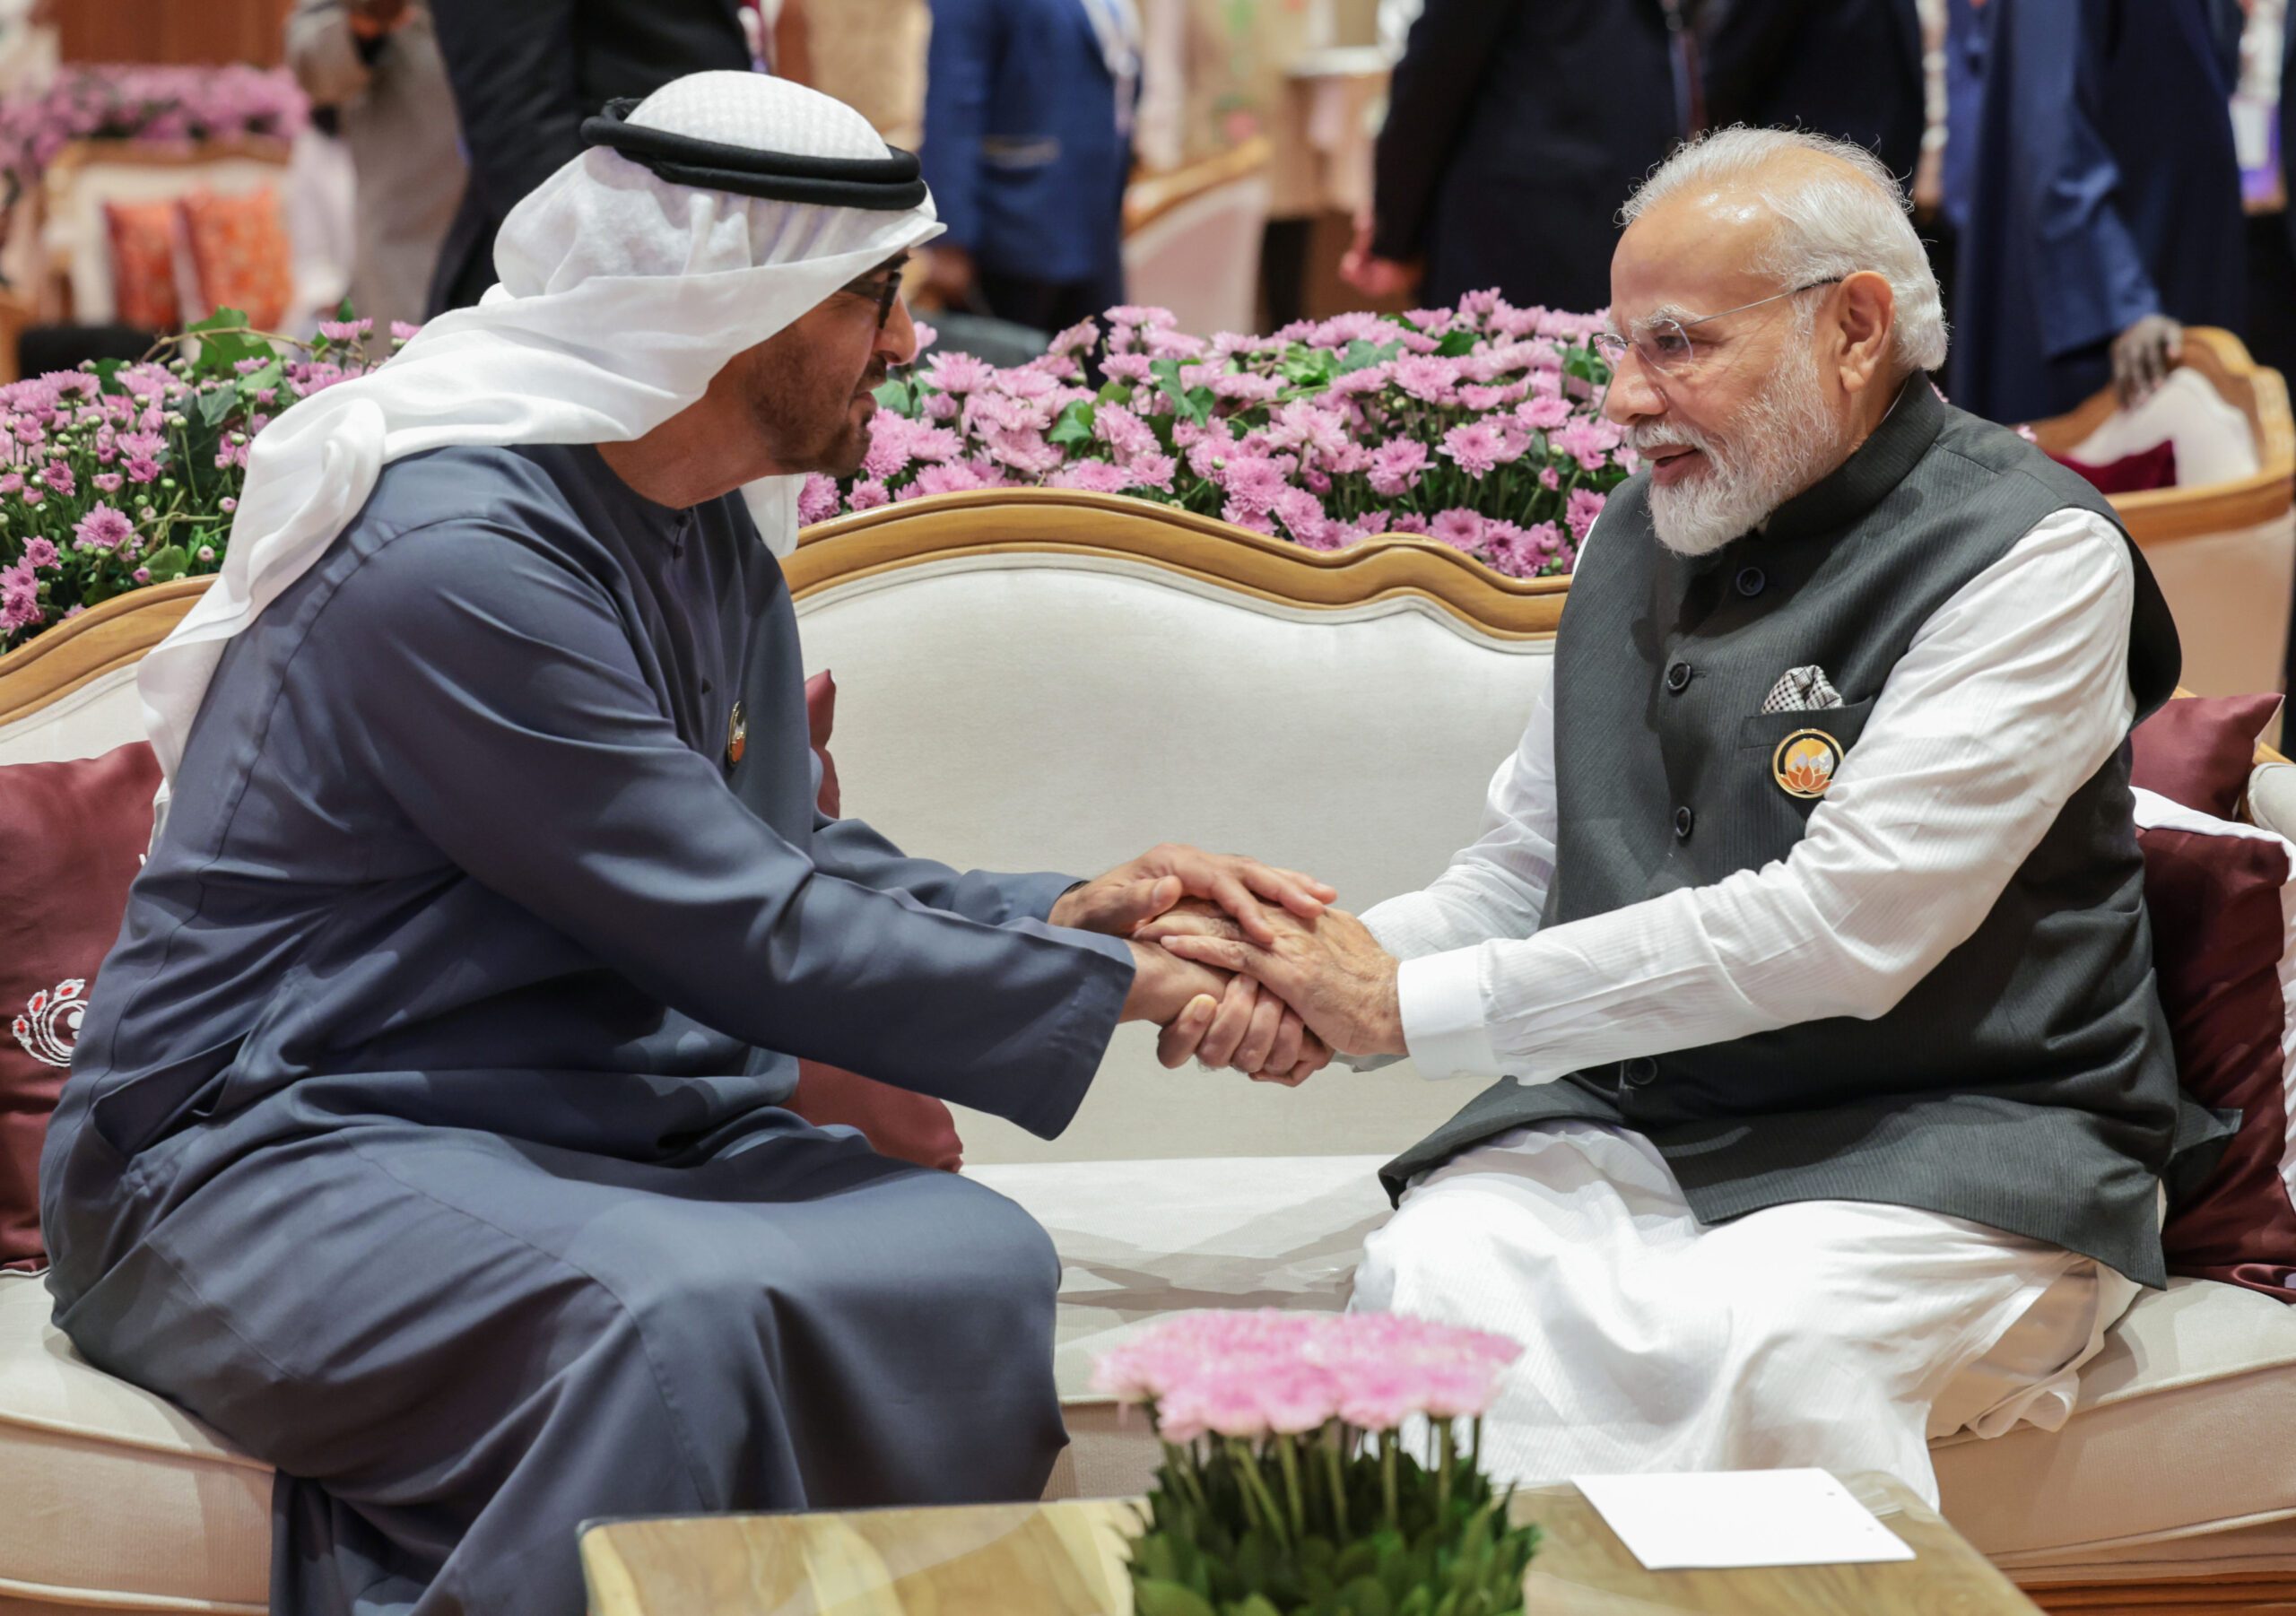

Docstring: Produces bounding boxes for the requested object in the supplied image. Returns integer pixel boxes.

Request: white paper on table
[1571,1470,1917,1571]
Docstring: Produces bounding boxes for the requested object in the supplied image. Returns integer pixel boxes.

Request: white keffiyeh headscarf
[137,71,942,786]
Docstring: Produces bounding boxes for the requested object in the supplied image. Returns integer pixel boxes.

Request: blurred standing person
[1702,0,1926,182]
[285,0,465,334]
[1343,0,1697,311]
[918,0,1139,332]
[1950,0,2247,421]
[425,0,752,315]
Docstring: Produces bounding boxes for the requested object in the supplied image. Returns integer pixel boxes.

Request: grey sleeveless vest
[1379,379,2216,1285]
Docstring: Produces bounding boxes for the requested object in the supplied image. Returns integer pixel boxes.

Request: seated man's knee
[1357,1186,1512,1309]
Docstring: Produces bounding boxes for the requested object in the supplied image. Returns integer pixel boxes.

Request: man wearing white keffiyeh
[37,73,1332,1616]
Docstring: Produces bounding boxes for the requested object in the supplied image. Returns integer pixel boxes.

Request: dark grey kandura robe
[38,442,1135,1616]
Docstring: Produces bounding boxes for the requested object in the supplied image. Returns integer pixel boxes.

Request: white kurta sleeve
[1354,668,1559,1076]
[1389,507,2140,1082]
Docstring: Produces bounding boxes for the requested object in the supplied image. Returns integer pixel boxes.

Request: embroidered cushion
[2132,693,2283,821]
[0,743,159,1271]
[2135,787,2296,1301]
[786,670,964,1173]
[100,200,182,332]
[176,186,292,331]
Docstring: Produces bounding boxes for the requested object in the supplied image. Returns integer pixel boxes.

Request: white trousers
[1350,1122,2140,1506]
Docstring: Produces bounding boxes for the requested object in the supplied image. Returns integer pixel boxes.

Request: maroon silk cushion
[2132,693,2283,821]
[785,671,963,1173]
[2050,440,2179,496]
[2140,804,2296,1300]
[0,743,160,1271]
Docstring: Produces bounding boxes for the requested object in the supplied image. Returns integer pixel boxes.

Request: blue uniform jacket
[1949,0,2246,423]
[919,0,1132,287]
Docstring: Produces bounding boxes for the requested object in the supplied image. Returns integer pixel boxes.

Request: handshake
[1045,844,1410,1086]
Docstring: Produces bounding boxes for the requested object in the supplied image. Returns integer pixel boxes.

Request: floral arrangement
[1,290,1626,656]
[1093,1310,1540,1616]
[0,64,308,200]
[801,292,1634,581]
[0,310,402,651]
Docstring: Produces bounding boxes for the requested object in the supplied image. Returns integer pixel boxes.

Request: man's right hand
[921,245,976,309]
[2111,314,2182,409]
[1338,213,1421,301]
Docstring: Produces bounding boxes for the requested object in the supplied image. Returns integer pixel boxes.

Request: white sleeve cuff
[1397,949,1499,1081]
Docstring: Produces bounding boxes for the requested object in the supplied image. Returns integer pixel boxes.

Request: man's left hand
[1148,904,1406,1059]
[1048,845,1336,944]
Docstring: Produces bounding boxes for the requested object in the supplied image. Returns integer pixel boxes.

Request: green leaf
[1435,329,1478,359]
[1228,1597,1284,1616]
[1135,1579,1220,1616]
[196,387,238,429]
[873,377,915,413]
[1333,337,1403,371]
[90,357,126,392]
[1048,399,1097,447]
[237,361,283,398]
[142,543,189,583]
[184,307,269,378]
[1280,348,1339,387]
[335,295,356,323]
[1179,386,1215,428]
[1337,1575,1394,1616]
[1098,380,1135,404]
[82,574,117,605]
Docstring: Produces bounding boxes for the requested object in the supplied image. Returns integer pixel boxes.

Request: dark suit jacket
[919,0,1131,287]
[427,0,752,314]
[1701,0,1925,182]
[1370,0,1686,314]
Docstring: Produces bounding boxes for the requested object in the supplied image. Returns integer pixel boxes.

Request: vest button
[1674,805,1694,839]
[1665,660,1693,692]
[1623,1056,1658,1088]
[1736,566,1766,597]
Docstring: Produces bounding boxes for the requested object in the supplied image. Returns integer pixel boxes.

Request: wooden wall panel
[57,0,292,66]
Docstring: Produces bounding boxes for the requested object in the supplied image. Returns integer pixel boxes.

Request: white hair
[1621,126,1948,376]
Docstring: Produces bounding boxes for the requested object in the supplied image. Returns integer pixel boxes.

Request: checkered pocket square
[1761,665,1845,714]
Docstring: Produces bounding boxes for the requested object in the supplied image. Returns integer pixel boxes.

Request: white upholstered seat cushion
[982,1154,2296,1572]
[0,1273,268,1612]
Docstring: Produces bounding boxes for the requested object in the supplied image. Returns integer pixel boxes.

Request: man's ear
[1835,270,1895,395]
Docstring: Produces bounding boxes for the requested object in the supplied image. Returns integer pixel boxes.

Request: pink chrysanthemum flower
[1123,451,1178,493]
[1048,459,1131,494]
[1391,353,1461,404]
[1367,439,1430,498]
[1567,487,1607,542]
[73,501,134,552]
[796,473,842,525]
[1430,508,1485,550]
[1441,421,1520,479]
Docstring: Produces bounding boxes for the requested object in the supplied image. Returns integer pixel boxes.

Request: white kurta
[1352,508,2149,1504]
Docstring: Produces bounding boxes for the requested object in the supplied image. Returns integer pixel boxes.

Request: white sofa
[3,494,2295,1613]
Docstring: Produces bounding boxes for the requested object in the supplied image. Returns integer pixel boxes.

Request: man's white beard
[1635,335,1851,558]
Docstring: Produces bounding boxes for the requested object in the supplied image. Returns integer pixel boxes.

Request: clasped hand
[1048,846,1406,1088]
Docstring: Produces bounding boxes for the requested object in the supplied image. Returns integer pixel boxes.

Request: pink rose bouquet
[1092,1309,1540,1614]
[0,309,397,652]
[809,291,1632,584]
